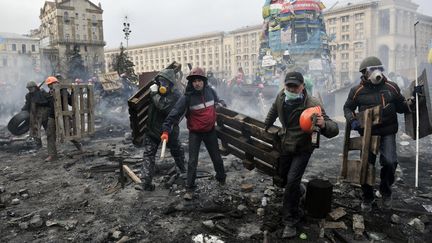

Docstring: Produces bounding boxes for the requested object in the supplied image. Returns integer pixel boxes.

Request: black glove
[219,100,227,108]
[350,119,361,131]
[264,125,270,132]
[412,85,423,97]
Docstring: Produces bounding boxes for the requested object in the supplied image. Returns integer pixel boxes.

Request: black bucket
[305,179,333,218]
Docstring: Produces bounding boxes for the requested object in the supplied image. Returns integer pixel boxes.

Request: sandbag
[7,110,30,136]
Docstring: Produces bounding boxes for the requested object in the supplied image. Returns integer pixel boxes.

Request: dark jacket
[145,69,182,141]
[343,76,411,135]
[163,79,222,133]
[21,89,49,111]
[46,88,72,118]
[265,90,339,154]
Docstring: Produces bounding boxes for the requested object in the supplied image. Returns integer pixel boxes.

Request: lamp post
[122,16,131,50]
[414,20,419,188]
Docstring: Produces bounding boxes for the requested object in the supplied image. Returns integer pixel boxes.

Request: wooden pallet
[53,83,95,142]
[341,106,382,185]
[215,106,283,185]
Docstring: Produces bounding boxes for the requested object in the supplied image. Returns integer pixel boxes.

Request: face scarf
[284,90,303,102]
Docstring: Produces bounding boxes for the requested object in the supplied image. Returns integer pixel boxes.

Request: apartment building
[38,0,105,77]
[104,0,432,85]
[0,32,41,84]
[104,25,261,80]
[324,0,432,86]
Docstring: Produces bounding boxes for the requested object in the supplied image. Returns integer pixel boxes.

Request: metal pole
[414,20,419,188]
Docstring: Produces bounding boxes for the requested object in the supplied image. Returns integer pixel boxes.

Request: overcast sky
[0,0,431,49]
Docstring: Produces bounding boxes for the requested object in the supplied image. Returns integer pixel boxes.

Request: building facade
[0,32,41,84]
[104,0,432,86]
[324,0,432,86]
[38,0,105,78]
[104,25,261,81]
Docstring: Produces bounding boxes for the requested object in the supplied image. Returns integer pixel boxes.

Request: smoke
[0,53,44,126]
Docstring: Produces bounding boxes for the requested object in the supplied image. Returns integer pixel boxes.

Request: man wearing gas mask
[343,56,421,212]
[140,69,186,191]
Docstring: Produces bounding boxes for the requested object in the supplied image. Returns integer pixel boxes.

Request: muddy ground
[1,115,432,243]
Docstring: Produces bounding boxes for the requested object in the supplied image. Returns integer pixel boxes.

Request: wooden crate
[53,83,95,142]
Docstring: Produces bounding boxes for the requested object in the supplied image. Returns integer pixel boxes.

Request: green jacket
[145,69,181,141]
[265,90,339,153]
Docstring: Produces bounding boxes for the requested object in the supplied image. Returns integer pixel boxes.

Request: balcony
[51,38,106,46]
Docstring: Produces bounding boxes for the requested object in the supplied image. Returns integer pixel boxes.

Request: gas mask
[158,78,172,95]
[366,65,385,85]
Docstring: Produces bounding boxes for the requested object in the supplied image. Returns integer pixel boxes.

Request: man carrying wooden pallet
[343,56,421,212]
[140,69,186,191]
[44,76,83,162]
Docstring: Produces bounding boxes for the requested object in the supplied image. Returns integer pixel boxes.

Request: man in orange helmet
[264,71,339,238]
[45,76,83,162]
[162,67,227,200]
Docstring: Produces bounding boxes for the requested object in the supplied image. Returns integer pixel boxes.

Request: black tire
[7,111,30,136]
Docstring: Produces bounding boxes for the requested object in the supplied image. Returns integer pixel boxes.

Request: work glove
[412,85,423,97]
[350,119,361,131]
[264,124,270,132]
[150,84,158,93]
[160,131,169,142]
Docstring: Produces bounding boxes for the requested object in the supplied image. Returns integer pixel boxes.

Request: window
[342,34,350,41]
[327,18,337,25]
[379,9,390,35]
[341,15,350,23]
[21,44,26,53]
[64,11,69,23]
[355,13,364,21]
[31,45,36,52]
[12,44,16,51]
[342,25,349,32]
[341,53,349,59]
[354,42,364,49]
[355,23,363,30]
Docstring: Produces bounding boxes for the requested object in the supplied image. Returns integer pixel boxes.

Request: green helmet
[359,56,382,72]
[26,81,37,88]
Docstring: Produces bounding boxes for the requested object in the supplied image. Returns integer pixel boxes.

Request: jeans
[278,152,312,225]
[362,134,398,201]
[186,129,226,189]
[141,134,186,185]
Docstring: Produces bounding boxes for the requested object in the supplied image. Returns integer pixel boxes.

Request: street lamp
[413,20,419,188]
[123,16,131,49]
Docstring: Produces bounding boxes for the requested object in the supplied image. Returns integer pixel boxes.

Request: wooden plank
[61,89,71,137]
[370,136,380,155]
[79,86,85,134]
[122,165,142,184]
[346,160,361,184]
[217,112,277,145]
[348,137,362,150]
[359,109,372,184]
[53,85,65,143]
[87,84,95,134]
[216,127,279,165]
[72,85,81,138]
[341,122,351,178]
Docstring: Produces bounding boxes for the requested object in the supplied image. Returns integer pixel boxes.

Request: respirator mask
[158,78,173,94]
[366,65,385,85]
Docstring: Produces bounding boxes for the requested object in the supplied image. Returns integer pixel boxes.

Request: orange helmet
[300,106,322,133]
[45,76,59,85]
[187,67,207,81]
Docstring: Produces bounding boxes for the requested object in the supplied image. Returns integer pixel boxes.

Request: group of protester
[22,56,422,239]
